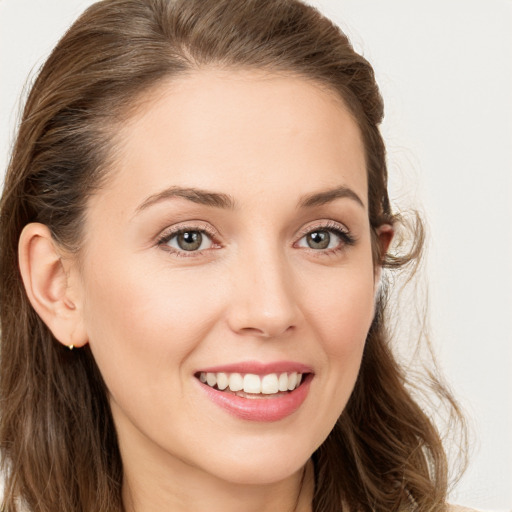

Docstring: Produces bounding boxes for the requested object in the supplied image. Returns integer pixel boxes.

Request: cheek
[305,267,376,353]
[80,253,224,396]
[300,256,377,399]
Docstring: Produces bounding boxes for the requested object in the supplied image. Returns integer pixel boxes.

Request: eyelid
[154,219,354,258]
[294,219,356,251]
[157,220,218,240]
[156,221,221,256]
[295,219,351,240]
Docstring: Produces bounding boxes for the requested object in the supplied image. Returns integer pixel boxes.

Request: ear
[373,223,394,287]
[18,223,88,348]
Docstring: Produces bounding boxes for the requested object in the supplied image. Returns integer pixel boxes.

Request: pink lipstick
[195,361,313,422]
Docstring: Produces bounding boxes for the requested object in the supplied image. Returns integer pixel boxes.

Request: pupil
[178,231,202,251]
[307,231,330,249]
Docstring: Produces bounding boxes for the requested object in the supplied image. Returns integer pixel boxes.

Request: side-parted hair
[0,1,465,511]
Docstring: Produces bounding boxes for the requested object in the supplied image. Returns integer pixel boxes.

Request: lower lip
[197,374,312,422]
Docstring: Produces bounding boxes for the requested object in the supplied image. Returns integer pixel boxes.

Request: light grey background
[1,1,511,510]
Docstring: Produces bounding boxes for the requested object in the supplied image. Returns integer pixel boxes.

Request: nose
[226,248,301,339]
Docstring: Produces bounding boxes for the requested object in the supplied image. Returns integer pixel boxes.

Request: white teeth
[228,373,243,392]
[287,372,297,391]
[278,372,289,392]
[216,372,229,390]
[206,372,217,387]
[243,374,261,394]
[199,371,305,394]
[261,373,279,394]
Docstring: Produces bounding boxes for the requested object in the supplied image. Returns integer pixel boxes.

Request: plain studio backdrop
[0,1,511,510]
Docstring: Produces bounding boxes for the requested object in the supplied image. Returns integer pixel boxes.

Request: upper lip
[196,360,313,375]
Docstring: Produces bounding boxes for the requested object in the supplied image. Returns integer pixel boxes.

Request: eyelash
[156,221,355,258]
[295,221,356,255]
[156,224,220,258]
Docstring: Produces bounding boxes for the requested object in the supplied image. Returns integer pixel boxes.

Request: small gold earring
[68,344,74,351]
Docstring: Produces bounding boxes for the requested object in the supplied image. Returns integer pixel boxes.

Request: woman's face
[74,70,382,486]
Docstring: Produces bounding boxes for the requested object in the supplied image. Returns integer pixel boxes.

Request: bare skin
[19,69,392,512]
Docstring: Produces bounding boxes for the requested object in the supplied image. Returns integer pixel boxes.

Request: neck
[122,456,314,512]
[113,397,315,512]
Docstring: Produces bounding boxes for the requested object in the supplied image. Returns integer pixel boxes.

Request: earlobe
[18,223,88,348]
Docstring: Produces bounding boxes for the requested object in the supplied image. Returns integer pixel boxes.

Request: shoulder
[447,506,481,512]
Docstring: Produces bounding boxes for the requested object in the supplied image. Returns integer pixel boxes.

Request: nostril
[238,324,295,338]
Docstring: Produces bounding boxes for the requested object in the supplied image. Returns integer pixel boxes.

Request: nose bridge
[227,236,299,337]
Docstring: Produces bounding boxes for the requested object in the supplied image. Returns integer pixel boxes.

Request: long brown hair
[0,1,465,510]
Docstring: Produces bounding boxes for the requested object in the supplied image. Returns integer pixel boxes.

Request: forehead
[94,69,368,215]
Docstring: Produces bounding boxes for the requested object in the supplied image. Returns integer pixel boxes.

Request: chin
[214,459,307,486]
[195,437,315,486]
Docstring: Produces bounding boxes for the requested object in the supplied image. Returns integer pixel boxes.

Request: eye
[295,223,355,252]
[299,229,340,250]
[158,228,216,254]
[303,230,334,250]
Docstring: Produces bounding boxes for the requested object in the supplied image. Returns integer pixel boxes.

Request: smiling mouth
[195,371,306,398]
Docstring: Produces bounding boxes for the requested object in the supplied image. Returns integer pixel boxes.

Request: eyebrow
[135,184,365,215]
[298,186,365,209]
[135,186,236,213]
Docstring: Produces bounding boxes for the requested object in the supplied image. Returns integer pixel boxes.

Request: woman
[0,0,468,511]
